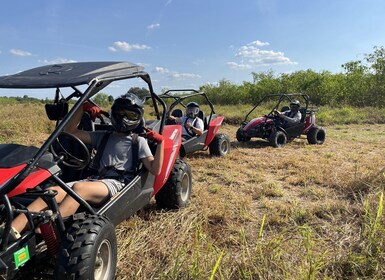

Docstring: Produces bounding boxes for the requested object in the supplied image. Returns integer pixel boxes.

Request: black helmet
[110,93,144,133]
[290,100,300,110]
[186,101,200,118]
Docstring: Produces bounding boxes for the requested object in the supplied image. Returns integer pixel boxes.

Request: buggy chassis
[160,89,230,157]
[0,62,190,279]
[236,93,326,147]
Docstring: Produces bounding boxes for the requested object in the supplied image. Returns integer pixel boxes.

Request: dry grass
[114,124,385,279]
[1,104,384,279]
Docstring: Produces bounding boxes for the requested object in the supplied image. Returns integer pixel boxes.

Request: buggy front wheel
[236,127,251,142]
[55,214,117,280]
[268,130,287,148]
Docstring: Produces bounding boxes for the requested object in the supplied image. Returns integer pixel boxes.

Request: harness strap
[131,133,139,173]
[184,117,197,137]
[90,131,113,171]
[96,132,140,183]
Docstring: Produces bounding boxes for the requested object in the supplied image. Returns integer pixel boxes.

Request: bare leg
[12,181,109,234]
[12,186,67,233]
[58,181,109,218]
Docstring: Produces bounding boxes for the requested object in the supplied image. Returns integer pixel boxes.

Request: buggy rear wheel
[268,130,287,148]
[209,133,230,156]
[155,159,192,209]
[55,214,117,280]
[307,126,326,145]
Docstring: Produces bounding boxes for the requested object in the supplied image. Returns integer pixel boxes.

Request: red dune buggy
[236,93,326,147]
[160,89,230,157]
[0,62,192,279]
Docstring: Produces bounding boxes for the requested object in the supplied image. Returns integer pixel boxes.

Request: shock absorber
[39,210,58,256]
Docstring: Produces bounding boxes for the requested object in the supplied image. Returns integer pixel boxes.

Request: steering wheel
[50,132,91,170]
[265,109,279,119]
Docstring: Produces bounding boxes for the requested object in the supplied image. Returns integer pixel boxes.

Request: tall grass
[1,103,384,279]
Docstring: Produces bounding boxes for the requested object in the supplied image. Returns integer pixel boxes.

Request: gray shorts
[67,178,124,197]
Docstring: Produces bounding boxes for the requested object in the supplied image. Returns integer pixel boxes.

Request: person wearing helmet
[9,93,164,238]
[276,99,302,127]
[169,101,204,140]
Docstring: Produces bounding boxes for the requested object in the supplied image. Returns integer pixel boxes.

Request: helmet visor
[186,107,199,116]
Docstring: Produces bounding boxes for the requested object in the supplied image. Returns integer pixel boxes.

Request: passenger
[277,100,302,127]
[168,101,204,141]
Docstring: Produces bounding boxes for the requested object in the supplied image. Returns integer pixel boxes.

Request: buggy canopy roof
[0,61,146,89]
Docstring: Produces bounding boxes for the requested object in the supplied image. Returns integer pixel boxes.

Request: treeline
[200,46,385,107]
[2,47,385,108]
[0,95,49,105]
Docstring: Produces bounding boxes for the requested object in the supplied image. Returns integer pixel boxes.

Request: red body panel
[303,113,315,133]
[152,125,182,195]
[243,117,272,131]
[0,165,52,197]
[205,115,224,146]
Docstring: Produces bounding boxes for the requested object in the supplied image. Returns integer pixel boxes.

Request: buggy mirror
[45,102,69,120]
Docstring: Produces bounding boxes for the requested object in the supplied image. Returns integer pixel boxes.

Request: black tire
[307,126,326,145]
[155,159,192,209]
[55,214,117,280]
[268,130,287,148]
[209,133,231,156]
[236,127,251,142]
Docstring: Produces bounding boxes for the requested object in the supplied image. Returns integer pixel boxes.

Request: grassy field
[0,104,384,279]
[114,124,385,279]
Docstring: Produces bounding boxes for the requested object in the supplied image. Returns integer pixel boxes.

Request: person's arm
[280,111,302,124]
[185,120,203,136]
[141,129,164,175]
[63,104,92,145]
[168,115,182,124]
[142,140,164,175]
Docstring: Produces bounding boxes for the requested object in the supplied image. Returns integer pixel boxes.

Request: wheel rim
[94,239,112,280]
[180,172,190,202]
[277,134,286,146]
[317,131,325,142]
[220,139,229,154]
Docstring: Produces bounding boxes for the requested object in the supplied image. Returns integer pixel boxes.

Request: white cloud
[228,40,297,70]
[108,41,151,52]
[9,49,32,57]
[147,23,160,30]
[227,62,252,70]
[154,66,201,80]
[39,58,77,64]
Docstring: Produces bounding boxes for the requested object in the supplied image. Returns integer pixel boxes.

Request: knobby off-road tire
[155,159,192,209]
[55,214,117,280]
[209,133,231,157]
[236,127,251,142]
[307,126,326,145]
[268,130,287,148]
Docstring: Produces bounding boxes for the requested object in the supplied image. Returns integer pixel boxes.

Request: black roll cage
[243,93,310,123]
[159,89,216,123]
[0,61,167,212]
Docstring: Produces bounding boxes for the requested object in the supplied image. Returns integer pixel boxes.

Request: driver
[8,93,164,240]
[276,99,302,127]
[168,101,204,141]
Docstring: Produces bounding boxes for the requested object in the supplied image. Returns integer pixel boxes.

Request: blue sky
[1,0,385,99]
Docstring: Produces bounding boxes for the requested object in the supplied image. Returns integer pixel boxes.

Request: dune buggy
[236,93,326,147]
[0,62,192,279]
[159,89,230,157]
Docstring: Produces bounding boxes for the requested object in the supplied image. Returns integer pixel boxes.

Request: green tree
[92,93,111,107]
[127,87,150,99]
